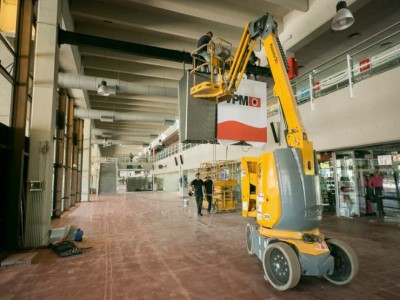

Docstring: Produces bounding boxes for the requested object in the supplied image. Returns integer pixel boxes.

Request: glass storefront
[318,143,400,222]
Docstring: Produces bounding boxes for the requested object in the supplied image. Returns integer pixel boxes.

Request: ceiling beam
[264,0,308,12]
[87,92,177,104]
[84,69,179,89]
[80,47,184,69]
[82,56,183,80]
[89,96,178,108]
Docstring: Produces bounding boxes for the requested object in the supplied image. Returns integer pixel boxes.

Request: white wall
[300,66,400,151]
[81,118,91,201]
[153,143,267,176]
[160,171,180,192]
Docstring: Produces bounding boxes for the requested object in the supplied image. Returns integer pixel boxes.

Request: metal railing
[267,22,400,115]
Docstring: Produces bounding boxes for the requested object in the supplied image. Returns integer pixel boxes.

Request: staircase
[98,162,117,195]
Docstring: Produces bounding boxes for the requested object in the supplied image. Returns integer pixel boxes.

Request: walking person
[190,173,205,216]
[369,168,385,220]
[204,176,214,214]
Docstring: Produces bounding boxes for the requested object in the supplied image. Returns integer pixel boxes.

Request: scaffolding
[199,160,238,212]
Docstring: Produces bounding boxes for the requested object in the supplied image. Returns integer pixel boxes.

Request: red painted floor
[0,191,399,299]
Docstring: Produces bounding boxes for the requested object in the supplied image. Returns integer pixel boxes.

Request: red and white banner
[218,79,267,147]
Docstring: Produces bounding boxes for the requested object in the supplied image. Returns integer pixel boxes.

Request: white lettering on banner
[218,79,267,146]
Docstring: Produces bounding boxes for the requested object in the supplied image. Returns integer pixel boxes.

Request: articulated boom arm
[190,13,315,173]
[230,14,315,174]
[258,15,315,174]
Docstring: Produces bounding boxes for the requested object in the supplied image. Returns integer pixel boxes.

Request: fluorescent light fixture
[97,80,110,96]
[100,115,114,123]
[164,119,176,126]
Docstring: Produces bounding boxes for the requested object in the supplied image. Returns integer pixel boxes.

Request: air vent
[100,115,114,123]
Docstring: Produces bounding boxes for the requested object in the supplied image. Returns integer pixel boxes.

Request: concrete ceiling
[59,0,399,157]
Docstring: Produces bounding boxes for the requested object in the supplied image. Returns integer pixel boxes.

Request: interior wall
[161,171,179,192]
[299,66,400,151]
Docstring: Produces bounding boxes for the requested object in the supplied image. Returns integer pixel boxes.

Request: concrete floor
[0,191,400,299]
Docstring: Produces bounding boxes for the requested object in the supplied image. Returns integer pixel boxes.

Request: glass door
[318,152,335,213]
[354,150,374,215]
[336,151,360,217]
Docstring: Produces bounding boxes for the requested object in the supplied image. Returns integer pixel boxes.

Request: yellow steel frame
[200,160,238,212]
[190,38,234,102]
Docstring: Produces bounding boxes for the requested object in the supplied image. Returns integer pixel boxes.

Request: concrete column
[91,144,101,195]
[81,118,91,201]
[70,118,80,206]
[24,0,61,247]
[179,168,188,197]
[76,119,84,202]
[52,92,67,217]
[63,97,74,210]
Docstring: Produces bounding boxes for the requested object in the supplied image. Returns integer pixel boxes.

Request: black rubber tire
[262,242,301,291]
[323,238,359,285]
[246,224,254,255]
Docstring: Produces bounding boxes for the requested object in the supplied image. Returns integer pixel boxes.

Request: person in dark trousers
[197,31,213,72]
[190,173,204,216]
[129,152,133,162]
[369,168,385,219]
[204,176,213,213]
[246,51,261,79]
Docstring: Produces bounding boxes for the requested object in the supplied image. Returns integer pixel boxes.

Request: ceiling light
[381,42,392,47]
[100,115,114,123]
[332,1,354,31]
[163,119,176,126]
[348,32,360,38]
[97,80,110,96]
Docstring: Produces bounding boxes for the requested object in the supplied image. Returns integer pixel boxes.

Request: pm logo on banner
[218,79,267,147]
[249,96,261,107]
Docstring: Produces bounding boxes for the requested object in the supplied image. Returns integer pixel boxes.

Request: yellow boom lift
[190,14,358,291]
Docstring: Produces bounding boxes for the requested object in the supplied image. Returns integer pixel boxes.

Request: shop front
[317,143,400,222]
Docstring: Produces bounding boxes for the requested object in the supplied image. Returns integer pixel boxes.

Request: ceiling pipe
[74,108,176,124]
[91,128,159,137]
[58,73,177,97]
[91,139,150,146]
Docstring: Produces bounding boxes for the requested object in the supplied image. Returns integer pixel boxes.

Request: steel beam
[58,29,271,77]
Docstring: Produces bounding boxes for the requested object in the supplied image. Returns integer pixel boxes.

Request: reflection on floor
[0,191,400,299]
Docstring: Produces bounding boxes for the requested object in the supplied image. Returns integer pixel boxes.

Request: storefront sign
[378,155,392,165]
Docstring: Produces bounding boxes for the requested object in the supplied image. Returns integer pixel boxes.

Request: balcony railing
[268,21,400,115]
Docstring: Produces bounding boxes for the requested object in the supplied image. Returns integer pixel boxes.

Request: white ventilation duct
[92,128,159,138]
[74,108,176,124]
[91,139,150,146]
[58,73,177,97]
